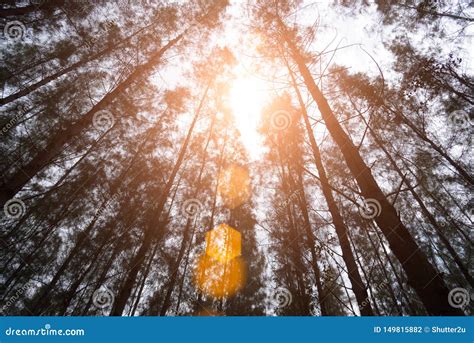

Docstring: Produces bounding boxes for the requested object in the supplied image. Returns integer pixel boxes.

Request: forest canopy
[0,0,472,317]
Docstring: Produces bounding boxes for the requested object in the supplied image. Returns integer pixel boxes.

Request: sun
[229,73,268,158]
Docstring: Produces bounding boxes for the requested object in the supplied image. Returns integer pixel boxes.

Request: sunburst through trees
[0,0,472,317]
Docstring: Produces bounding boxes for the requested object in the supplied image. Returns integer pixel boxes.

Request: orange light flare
[194,224,246,299]
[194,254,246,299]
[205,223,242,263]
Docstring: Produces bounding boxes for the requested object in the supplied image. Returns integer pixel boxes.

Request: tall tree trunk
[157,112,216,316]
[110,84,208,316]
[280,22,463,315]
[0,20,157,106]
[368,122,473,287]
[0,33,184,207]
[287,65,374,316]
[80,241,122,315]
[58,238,108,315]
[174,227,195,314]
[370,223,422,315]
[30,137,148,314]
[31,204,107,315]
[283,165,328,316]
[364,227,403,315]
[385,106,473,185]
[158,220,194,316]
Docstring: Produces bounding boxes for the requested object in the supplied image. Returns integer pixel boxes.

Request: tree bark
[110,84,207,316]
[368,124,473,287]
[281,23,463,315]
[386,107,473,185]
[0,21,157,106]
[0,34,184,207]
[287,65,374,316]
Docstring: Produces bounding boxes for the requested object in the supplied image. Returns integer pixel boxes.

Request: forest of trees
[0,0,472,317]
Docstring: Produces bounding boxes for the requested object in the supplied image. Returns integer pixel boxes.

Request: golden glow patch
[194,223,245,299]
[194,254,246,299]
[205,223,242,263]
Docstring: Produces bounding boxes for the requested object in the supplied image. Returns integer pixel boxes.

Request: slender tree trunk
[281,23,462,315]
[368,124,473,287]
[158,220,194,316]
[157,112,216,316]
[80,242,122,315]
[380,135,472,242]
[287,203,313,316]
[386,106,473,185]
[31,206,107,314]
[174,227,194,315]
[58,239,108,315]
[0,34,184,207]
[130,243,159,316]
[0,21,157,106]
[2,173,97,297]
[287,66,374,316]
[30,138,147,314]
[110,84,208,316]
[284,167,328,316]
[364,228,404,315]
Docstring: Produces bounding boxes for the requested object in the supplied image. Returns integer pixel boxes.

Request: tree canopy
[1,0,472,316]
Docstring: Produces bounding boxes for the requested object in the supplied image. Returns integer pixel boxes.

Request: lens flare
[205,223,242,263]
[194,254,246,299]
[194,224,246,299]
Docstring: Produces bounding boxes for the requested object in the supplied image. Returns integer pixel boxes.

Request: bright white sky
[222,0,473,160]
